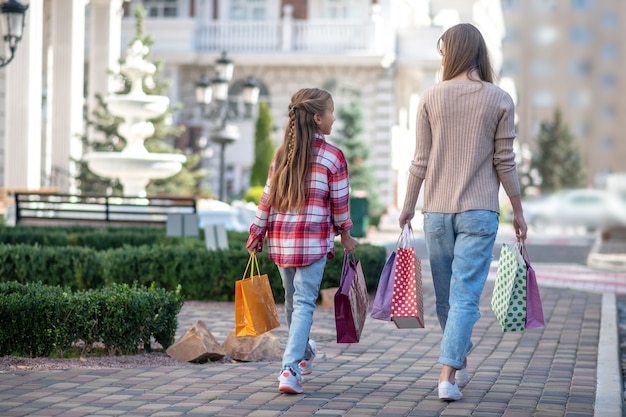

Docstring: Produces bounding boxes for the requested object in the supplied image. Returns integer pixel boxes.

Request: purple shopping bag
[524,258,545,329]
[334,253,369,343]
[370,251,396,321]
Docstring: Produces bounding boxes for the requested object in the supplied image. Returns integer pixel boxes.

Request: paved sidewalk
[0,222,624,416]
[0,260,624,416]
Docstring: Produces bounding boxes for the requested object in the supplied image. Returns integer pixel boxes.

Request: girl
[247,87,358,394]
[399,23,528,401]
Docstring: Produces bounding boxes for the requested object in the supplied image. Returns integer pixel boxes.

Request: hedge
[0,281,183,357]
[0,227,388,302]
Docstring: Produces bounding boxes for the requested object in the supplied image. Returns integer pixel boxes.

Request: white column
[88,0,123,141]
[4,1,44,189]
[48,0,86,193]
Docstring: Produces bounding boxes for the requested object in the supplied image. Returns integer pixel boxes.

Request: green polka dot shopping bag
[490,241,536,332]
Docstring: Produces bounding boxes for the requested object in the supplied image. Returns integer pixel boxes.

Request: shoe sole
[279,385,303,394]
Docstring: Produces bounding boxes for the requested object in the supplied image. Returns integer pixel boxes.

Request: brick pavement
[0,263,622,417]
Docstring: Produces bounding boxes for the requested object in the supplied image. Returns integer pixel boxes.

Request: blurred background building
[500,0,626,190]
[0,0,507,213]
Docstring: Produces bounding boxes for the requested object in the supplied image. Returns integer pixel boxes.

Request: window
[571,0,592,11]
[600,105,615,120]
[534,26,557,45]
[572,122,589,137]
[602,12,618,29]
[501,60,518,77]
[533,0,556,12]
[532,60,552,77]
[144,0,177,17]
[502,0,520,11]
[503,29,520,44]
[600,74,616,90]
[600,137,615,152]
[569,59,592,77]
[570,26,592,43]
[601,44,617,60]
[532,91,554,108]
[229,0,271,20]
[311,0,361,19]
[568,90,590,108]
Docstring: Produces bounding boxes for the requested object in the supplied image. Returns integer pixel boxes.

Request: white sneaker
[298,340,317,376]
[438,381,463,401]
[278,368,303,394]
[456,366,469,386]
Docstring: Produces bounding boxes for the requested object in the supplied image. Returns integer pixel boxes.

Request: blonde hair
[267,88,332,212]
[437,23,495,83]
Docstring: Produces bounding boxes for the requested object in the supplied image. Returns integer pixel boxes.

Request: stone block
[166,320,225,363]
[320,287,338,310]
[222,329,281,362]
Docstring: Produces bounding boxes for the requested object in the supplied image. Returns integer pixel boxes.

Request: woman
[399,23,528,401]
[247,88,358,394]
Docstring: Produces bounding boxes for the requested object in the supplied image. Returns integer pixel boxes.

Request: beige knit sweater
[402,80,521,216]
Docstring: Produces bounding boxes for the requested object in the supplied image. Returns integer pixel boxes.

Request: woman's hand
[398,212,414,229]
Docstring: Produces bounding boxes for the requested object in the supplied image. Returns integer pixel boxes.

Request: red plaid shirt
[247,135,353,267]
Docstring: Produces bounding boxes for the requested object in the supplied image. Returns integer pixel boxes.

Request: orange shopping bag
[234,253,281,337]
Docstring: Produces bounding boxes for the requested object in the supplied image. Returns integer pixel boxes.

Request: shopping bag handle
[243,252,261,279]
[396,223,413,250]
[518,239,530,262]
[342,251,357,277]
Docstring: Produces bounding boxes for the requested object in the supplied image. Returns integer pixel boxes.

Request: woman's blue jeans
[423,210,499,370]
[277,256,326,376]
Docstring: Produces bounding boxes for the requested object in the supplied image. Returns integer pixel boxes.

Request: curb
[595,293,625,416]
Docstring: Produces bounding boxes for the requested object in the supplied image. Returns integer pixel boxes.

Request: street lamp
[195,52,260,202]
[0,0,29,68]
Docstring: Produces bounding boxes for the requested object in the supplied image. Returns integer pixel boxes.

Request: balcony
[121,18,387,64]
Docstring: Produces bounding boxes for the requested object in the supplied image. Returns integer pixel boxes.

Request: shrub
[0,282,183,357]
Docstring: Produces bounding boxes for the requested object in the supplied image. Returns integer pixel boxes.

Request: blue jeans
[423,210,499,370]
[277,256,326,376]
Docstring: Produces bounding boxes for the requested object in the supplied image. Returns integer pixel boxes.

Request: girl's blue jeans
[277,255,326,376]
[423,210,499,370]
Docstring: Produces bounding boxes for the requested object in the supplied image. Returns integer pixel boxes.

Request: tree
[530,108,586,193]
[331,101,383,224]
[249,102,275,187]
[77,4,205,196]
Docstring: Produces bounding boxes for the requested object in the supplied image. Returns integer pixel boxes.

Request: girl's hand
[246,237,260,254]
[341,231,358,253]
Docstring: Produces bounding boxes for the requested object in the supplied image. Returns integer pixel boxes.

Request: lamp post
[0,0,29,68]
[195,52,260,202]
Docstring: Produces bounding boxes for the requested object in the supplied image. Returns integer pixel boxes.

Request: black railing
[12,192,196,227]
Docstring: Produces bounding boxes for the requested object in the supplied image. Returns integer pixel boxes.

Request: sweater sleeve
[494,93,521,198]
[402,95,430,215]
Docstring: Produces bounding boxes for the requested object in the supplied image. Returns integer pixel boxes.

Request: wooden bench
[9,192,197,228]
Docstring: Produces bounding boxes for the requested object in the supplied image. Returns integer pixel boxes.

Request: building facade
[1,0,506,213]
[501,0,626,189]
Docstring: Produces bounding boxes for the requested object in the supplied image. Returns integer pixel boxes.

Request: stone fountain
[84,40,186,197]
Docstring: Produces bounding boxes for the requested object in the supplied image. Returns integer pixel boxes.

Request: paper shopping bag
[234,253,281,337]
[370,251,396,321]
[391,225,424,329]
[522,244,545,329]
[490,242,528,332]
[334,253,369,343]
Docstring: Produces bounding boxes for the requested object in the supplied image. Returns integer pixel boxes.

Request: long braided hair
[267,88,332,212]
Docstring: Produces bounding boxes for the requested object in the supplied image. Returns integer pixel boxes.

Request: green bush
[0,282,183,357]
[241,186,265,205]
[0,226,387,302]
